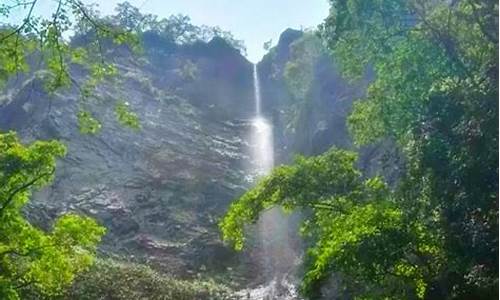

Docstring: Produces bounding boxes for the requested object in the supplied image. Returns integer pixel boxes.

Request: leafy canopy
[0,0,141,134]
[220,149,443,299]
[319,1,498,297]
[0,131,105,299]
[110,1,246,53]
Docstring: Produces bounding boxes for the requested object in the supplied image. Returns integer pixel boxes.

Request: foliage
[24,258,235,300]
[0,131,105,299]
[0,0,139,134]
[107,1,246,54]
[263,39,273,51]
[114,101,140,130]
[319,0,498,297]
[223,0,498,299]
[0,1,139,90]
[77,110,101,134]
[220,149,445,299]
[1,1,244,134]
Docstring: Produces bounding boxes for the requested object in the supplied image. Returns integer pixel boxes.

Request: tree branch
[0,0,38,43]
[0,169,54,215]
[0,243,56,258]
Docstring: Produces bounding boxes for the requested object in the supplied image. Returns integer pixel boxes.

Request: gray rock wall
[0,36,255,278]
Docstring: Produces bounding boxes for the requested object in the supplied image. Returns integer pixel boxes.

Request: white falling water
[253,64,262,116]
[249,63,273,177]
[236,64,300,300]
[250,117,274,176]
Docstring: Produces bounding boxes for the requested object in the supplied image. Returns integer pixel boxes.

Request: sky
[4,0,330,63]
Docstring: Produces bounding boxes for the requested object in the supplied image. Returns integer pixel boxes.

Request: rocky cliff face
[0,35,256,278]
[258,30,401,185]
[257,29,368,160]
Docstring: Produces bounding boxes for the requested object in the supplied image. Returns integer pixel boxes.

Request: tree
[113,1,147,32]
[263,39,273,51]
[0,131,105,299]
[221,0,498,298]
[320,0,498,297]
[0,0,139,89]
[0,2,125,298]
[220,149,439,299]
[57,259,233,299]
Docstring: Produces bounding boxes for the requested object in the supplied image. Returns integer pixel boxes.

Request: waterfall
[253,64,262,116]
[250,64,272,175]
[237,64,300,299]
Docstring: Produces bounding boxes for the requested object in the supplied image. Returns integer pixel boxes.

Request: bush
[56,259,235,300]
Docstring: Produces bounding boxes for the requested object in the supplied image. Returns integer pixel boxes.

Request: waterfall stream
[253,63,262,116]
[235,64,301,300]
[250,64,272,176]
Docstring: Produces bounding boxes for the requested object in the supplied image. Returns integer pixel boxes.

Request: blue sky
[5,0,330,63]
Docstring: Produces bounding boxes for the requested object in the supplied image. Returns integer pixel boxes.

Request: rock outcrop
[257,29,366,160]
